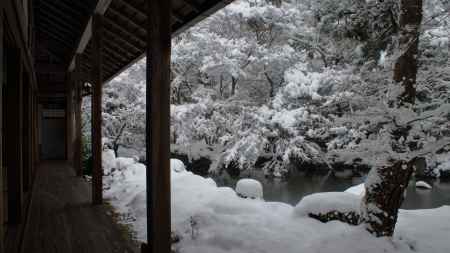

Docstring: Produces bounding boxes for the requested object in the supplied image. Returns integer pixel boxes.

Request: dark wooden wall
[1,1,39,252]
[0,6,4,252]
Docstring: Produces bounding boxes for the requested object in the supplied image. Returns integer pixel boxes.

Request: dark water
[215,171,450,209]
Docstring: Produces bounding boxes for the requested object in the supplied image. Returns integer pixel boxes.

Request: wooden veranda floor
[21,161,139,253]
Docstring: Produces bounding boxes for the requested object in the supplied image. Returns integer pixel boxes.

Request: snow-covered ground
[103,150,450,253]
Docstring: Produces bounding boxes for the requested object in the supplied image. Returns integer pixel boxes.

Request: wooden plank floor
[21,161,139,253]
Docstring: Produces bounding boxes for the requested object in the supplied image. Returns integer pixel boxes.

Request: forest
[84,0,450,252]
[93,0,449,179]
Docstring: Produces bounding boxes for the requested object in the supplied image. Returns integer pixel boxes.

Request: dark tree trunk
[219,75,224,98]
[362,160,415,237]
[393,0,423,105]
[231,76,238,96]
[264,72,275,98]
[362,0,423,237]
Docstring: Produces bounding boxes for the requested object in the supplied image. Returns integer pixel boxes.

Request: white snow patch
[415,181,432,189]
[345,183,366,196]
[171,159,186,173]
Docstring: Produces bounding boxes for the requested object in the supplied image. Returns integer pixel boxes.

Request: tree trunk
[264,72,275,98]
[393,0,423,105]
[231,76,238,96]
[362,160,415,237]
[113,143,119,158]
[363,0,423,237]
[219,75,224,98]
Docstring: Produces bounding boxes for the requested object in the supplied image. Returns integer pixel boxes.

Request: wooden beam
[38,2,82,31]
[36,63,67,74]
[103,16,146,46]
[37,10,80,36]
[84,49,121,73]
[115,0,145,17]
[66,73,74,164]
[41,0,84,18]
[84,43,120,70]
[101,45,129,65]
[104,0,233,84]
[103,28,142,53]
[107,7,146,34]
[74,55,83,176]
[115,0,184,25]
[37,26,73,49]
[39,0,80,20]
[182,0,202,12]
[68,0,113,71]
[22,74,32,193]
[59,0,92,14]
[102,35,136,58]
[172,12,185,23]
[0,12,4,253]
[144,0,172,252]
[91,14,103,205]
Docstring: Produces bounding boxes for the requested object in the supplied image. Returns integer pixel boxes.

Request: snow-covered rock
[294,192,361,217]
[345,183,366,196]
[235,179,263,199]
[416,181,432,189]
[115,157,136,170]
[171,159,186,173]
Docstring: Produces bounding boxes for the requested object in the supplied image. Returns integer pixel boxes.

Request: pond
[215,171,450,209]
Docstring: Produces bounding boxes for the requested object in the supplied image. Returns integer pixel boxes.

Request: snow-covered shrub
[294,192,361,225]
[235,179,263,199]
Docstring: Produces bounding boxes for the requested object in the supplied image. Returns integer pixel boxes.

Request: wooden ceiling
[33,0,232,93]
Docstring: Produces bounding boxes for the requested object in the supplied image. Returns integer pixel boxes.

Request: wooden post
[92,14,103,205]
[22,74,31,193]
[0,11,4,252]
[33,91,39,167]
[31,91,36,176]
[74,55,83,176]
[5,48,24,225]
[145,1,172,252]
[66,73,74,163]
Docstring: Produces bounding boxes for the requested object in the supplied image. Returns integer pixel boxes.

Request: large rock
[171,153,212,176]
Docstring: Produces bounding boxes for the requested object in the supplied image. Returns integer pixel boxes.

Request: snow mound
[345,183,366,196]
[102,149,116,173]
[235,179,263,199]
[171,159,186,173]
[294,192,361,217]
[116,157,136,170]
[415,181,432,189]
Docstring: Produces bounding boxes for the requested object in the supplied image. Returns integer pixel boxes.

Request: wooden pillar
[0,11,4,252]
[5,48,24,225]
[32,91,39,167]
[22,74,31,193]
[66,74,74,163]
[144,0,172,252]
[74,55,83,177]
[31,91,36,175]
[92,14,103,205]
